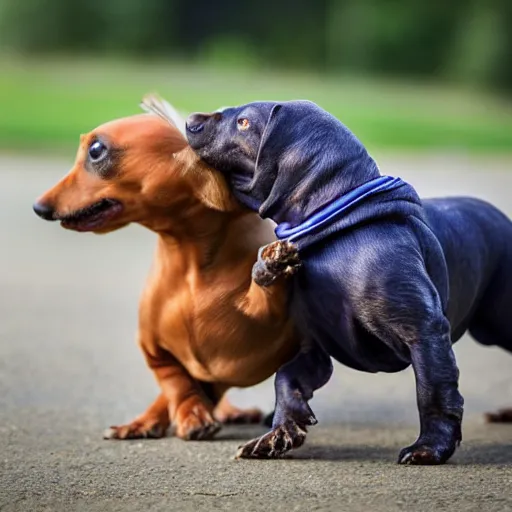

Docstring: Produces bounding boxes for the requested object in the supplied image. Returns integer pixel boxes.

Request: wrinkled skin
[186,100,512,464]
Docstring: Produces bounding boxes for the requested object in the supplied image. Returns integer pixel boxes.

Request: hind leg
[485,409,512,423]
[397,316,464,465]
[469,290,512,424]
[368,263,464,465]
[470,320,512,423]
[213,394,264,425]
[469,321,512,353]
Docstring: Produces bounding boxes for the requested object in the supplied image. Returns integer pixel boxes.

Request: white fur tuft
[140,93,187,135]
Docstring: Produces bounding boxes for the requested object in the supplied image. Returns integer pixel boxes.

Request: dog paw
[252,240,301,287]
[103,420,167,440]
[398,442,457,465]
[399,418,461,465]
[235,420,307,459]
[484,408,512,423]
[174,397,221,441]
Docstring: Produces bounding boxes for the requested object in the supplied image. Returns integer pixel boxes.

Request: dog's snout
[186,113,215,134]
[33,201,56,221]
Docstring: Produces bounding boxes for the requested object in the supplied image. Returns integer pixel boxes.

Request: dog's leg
[152,364,222,440]
[141,344,221,440]
[397,315,464,465]
[236,342,332,459]
[238,239,321,457]
[238,239,299,322]
[213,394,264,425]
[104,393,170,440]
[485,409,512,423]
[468,307,512,424]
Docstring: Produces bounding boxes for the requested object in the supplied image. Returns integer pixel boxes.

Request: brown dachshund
[33,96,300,442]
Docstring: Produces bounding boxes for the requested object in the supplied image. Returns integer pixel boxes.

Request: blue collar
[275,175,405,242]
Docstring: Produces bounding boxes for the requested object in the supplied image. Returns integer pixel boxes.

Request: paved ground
[1,153,512,512]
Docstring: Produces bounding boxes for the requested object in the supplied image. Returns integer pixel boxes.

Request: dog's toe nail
[398,453,410,464]
[235,445,251,459]
[103,427,117,440]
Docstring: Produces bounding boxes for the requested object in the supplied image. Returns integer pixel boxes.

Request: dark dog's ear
[263,104,283,135]
[251,100,380,222]
[256,103,284,166]
[254,101,328,214]
[255,101,321,181]
[251,104,285,204]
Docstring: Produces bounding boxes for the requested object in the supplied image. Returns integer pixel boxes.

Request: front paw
[252,240,301,287]
[398,418,461,465]
[174,396,221,441]
[236,420,308,459]
[103,420,168,440]
[398,435,461,465]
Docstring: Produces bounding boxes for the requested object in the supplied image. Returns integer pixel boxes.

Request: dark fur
[186,101,512,464]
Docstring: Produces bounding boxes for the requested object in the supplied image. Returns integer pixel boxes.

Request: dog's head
[186,100,379,224]
[33,97,237,234]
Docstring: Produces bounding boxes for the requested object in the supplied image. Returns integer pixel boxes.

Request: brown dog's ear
[141,94,239,212]
[175,147,239,212]
[140,93,186,134]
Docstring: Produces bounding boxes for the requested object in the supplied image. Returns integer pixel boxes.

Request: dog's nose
[33,201,56,221]
[186,113,212,134]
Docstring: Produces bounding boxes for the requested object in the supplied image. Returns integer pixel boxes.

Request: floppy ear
[192,162,238,212]
[247,104,286,205]
[253,100,381,221]
[140,93,187,135]
[174,147,238,212]
[258,104,283,156]
[252,102,326,207]
[255,102,318,179]
[256,99,364,184]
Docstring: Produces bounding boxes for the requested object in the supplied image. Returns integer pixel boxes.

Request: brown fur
[34,113,298,440]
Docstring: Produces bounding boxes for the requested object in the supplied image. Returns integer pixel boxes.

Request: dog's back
[423,197,512,345]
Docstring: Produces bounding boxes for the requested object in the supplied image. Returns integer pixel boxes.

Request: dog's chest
[152,291,226,378]
[152,285,287,384]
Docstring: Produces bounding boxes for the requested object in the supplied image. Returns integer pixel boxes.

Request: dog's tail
[140,93,187,135]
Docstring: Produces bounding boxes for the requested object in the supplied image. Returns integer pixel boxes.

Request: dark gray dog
[186,100,512,464]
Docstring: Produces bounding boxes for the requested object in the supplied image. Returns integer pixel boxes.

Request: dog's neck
[154,211,239,270]
[259,151,381,226]
[138,149,247,269]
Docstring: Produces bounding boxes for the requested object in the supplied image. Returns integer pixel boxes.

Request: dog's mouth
[58,198,123,232]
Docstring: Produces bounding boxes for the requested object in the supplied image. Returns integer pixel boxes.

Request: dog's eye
[237,118,250,131]
[89,140,107,161]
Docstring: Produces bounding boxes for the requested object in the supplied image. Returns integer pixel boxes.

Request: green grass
[1,56,512,153]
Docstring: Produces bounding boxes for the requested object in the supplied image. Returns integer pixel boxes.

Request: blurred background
[1,2,512,501]
[0,0,512,152]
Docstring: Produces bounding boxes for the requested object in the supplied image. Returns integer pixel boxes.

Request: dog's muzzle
[186,113,211,134]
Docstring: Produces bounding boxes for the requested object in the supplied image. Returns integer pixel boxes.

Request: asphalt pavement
[1,152,511,511]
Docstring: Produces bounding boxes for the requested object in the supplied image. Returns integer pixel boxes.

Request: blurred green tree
[0,0,510,91]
